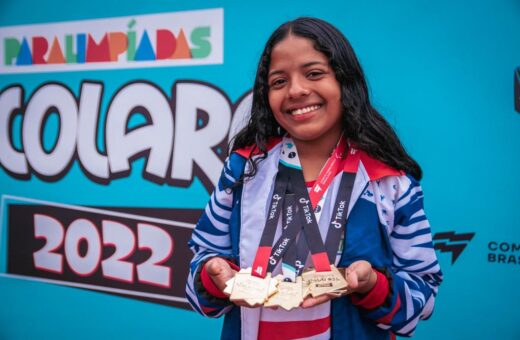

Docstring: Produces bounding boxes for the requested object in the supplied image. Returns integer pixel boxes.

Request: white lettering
[23,84,78,177]
[171,82,230,187]
[107,82,173,178]
[0,86,28,174]
[77,82,109,179]
[1,80,248,192]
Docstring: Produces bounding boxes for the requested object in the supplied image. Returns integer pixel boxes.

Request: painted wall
[0,1,519,339]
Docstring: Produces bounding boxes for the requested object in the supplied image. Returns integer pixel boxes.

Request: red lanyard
[307,136,348,208]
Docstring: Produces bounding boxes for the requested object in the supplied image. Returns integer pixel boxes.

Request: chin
[287,131,323,142]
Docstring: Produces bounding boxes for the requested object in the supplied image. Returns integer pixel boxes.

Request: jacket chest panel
[341,197,392,268]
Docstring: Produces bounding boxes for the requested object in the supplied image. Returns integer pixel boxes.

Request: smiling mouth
[287,104,322,116]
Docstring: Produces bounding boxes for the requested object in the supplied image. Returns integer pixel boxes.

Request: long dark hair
[231,17,422,180]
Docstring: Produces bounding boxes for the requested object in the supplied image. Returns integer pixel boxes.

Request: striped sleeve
[361,174,443,336]
[185,153,245,317]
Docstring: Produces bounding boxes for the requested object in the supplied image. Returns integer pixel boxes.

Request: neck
[292,131,343,181]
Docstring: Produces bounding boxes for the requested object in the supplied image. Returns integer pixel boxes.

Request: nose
[287,76,310,99]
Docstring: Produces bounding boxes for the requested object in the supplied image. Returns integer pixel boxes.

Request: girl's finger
[301,295,332,308]
[205,258,234,290]
[346,269,359,289]
[205,258,225,276]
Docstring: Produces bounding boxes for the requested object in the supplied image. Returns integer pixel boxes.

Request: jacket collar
[236,139,403,181]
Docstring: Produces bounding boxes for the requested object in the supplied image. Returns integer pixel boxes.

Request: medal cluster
[220,137,354,310]
[223,266,348,310]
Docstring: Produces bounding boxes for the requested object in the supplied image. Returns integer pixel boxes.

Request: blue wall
[1,1,519,339]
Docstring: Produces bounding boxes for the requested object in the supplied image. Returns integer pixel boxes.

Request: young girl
[186,17,442,339]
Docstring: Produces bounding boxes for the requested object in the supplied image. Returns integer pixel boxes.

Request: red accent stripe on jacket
[258,316,330,340]
[378,295,402,324]
[233,137,282,158]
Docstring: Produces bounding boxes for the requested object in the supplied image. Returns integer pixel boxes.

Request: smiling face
[268,34,343,149]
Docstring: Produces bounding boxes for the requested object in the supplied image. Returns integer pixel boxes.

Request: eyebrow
[268,60,328,78]
[302,61,327,68]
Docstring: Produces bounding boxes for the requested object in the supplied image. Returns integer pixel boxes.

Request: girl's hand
[300,261,377,308]
[301,292,338,309]
[345,260,378,294]
[205,257,236,292]
[204,258,262,308]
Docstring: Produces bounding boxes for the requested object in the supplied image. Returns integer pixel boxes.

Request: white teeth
[290,105,321,115]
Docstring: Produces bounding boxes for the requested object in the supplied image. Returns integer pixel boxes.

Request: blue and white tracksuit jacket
[185,140,443,339]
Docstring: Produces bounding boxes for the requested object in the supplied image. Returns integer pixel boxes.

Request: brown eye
[270,78,287,88]
[307,70,325,79]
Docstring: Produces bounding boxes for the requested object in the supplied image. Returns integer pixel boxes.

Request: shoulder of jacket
[232,137,282,158]
[344,147,404,181]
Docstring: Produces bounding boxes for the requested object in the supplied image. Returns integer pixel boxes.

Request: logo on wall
[0,8,223,73]
[488,241,520,265]
[434,231,519,266]
[433,231,475,264]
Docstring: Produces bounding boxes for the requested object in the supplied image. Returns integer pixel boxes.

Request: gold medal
[301,272,313,298]
[264,275,303,311]
[326,287,348,297]
[228,268,275,306]
[267,275,279,298]
[328,267,348,296]
[223,277,235,296]
[301,265,348,297]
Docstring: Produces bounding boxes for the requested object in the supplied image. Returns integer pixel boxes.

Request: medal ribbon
[280,135,357,273]
[323,171,356,262]
[282,169,356,278]
[288,169,334,272]
[251,170,288,278]
[265,192,301,274]
[251,135,356,278]
[281,219,306,279]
